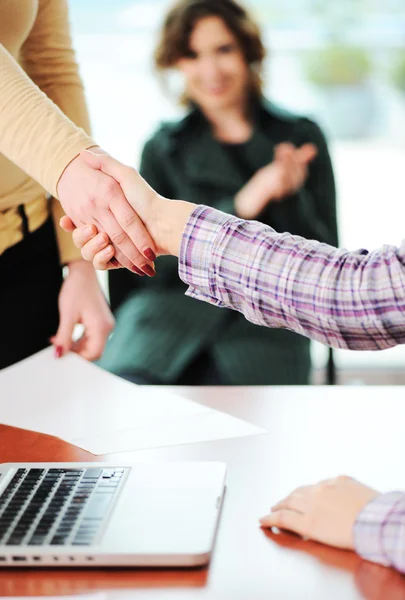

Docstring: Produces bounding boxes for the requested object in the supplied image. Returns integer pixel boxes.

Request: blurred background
[68,0,405,384]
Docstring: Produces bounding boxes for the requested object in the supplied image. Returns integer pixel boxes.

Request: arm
[235,122,338,245]
[20,0,93,263]
[354,492,405,572]
[60,154,405,352]
[179,206,405,351]
[0,41,93,198]
[0,8,156,272]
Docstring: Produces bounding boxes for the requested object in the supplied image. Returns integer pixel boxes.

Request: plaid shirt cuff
[179,204,235,307]
[354,491,405,571]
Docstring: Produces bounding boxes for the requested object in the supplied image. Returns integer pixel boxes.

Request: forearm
[234,169,270,219]
[354,492,405,572]
[0,44,94,197]
[177,205,405,350]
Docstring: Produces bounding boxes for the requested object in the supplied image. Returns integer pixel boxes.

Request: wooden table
[1,385,405,599]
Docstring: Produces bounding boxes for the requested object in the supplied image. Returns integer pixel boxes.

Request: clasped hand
[60,151,196,270]
[57,148,158,275]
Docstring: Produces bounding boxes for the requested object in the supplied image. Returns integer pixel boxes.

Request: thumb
[52,310,76,358]
[81,150,131,186]
[73,323,106,362]
[274,142,295,161]
[297,143,318,164]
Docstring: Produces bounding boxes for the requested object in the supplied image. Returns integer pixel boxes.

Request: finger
[72,224,98,249]
[274,143,295,161]
[82,151,158,260]
[109,194,157,263]
[93,244,115,271]
[108,257,123,270]
[92,244,144,275]
[86,225,134,272]
[72,330,105,362]
[52,311,76,357]
[80,232,110,263]
[297,143,318,164]
[259,510,307,537]
[271,491,307,514]
[60,215,76,233]
[97,209,156,277]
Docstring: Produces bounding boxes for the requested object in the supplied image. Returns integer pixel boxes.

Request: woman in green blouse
[100,0,338,386]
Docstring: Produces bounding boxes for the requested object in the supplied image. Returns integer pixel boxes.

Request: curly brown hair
[154,0,266,104]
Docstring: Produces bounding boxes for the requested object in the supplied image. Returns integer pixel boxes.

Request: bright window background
[68,0,405,374]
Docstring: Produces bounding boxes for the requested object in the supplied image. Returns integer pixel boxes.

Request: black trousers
[0,216,63,370]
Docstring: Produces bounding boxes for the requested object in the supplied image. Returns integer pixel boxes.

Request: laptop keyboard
[0,467,126,547]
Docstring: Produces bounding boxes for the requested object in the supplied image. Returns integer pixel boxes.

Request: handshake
[58,149,197,272]
[58,141,316,272]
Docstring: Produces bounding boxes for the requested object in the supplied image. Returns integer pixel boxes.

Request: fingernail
[144,248,156,262]
[84,225,94,236]
[142,264,156,277]
[110,257,120,267]
[131,265,145,276]
[55,345,63,359]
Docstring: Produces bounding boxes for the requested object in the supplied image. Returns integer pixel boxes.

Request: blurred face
[176,16,251,112]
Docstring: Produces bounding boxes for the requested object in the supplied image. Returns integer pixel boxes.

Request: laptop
[0,461,226,567]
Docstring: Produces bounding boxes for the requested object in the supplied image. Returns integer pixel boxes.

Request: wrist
[57,146,101,194]
[152,197,197,257]
[66,259,96,277]
[235,170,270,219]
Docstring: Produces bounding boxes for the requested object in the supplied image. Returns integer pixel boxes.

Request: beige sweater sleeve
[20,0,97,263]
[0,41,94,198]
[20,0,93,139]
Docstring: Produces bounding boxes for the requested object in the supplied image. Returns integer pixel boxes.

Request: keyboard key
[82,493,114,520]
[84,468,102,479]
[27,535,47,545]
[50,535,68,545]
[101,470,115,479]
[6,536,25,546]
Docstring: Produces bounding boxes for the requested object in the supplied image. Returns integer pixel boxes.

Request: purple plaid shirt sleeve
[354,492,405,572]
[178,205,405,351]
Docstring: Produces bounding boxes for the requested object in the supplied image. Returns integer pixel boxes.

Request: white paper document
[0,348,265,454]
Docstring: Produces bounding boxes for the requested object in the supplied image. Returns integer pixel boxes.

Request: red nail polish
[131,265,145,276]
[55,345,63,359]
[144,248,156,262]
[142,264,156,277]
[110,258,120,267]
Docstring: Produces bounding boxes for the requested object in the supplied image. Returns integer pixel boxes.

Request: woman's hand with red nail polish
[57,148,158,271]
[50,260,115,361]
[60,152,198,267]
[61,218,154,274]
